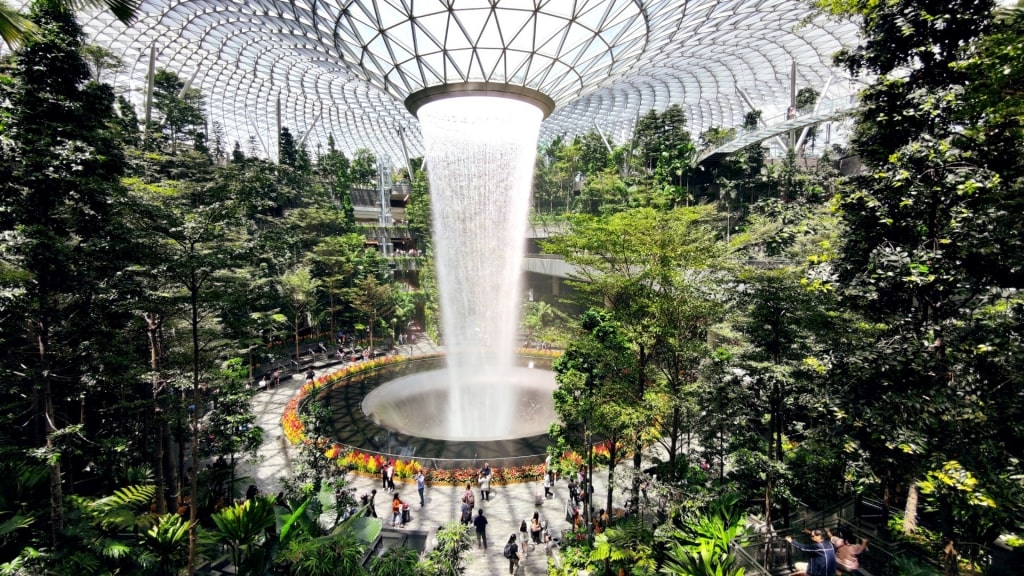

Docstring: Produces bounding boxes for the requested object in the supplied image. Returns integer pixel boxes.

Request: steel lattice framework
[67,0,862,162]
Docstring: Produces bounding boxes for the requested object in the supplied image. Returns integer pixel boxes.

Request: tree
[0,0,134,545]
[578,129,611,176]
[149,69,206,154]
[349,275,396,352]
[552,308,640,532]
[350,148,377,186]
[545,207,725,506]
[279,266,320,362]
[279,126,298,167]
[815,0,1024,541]
[1,0,137,48]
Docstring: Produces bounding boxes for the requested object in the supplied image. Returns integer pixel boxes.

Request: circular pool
[324,356,558,467]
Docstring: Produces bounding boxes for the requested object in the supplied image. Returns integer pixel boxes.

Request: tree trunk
[37,308,64,545]
[605,432,617,522]
[187,291,200,576]
[147,313,168,514]
[904,482,919,535]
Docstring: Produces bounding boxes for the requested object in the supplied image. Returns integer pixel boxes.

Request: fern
[102,539,132,559]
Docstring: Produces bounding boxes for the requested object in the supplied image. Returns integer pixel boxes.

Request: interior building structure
[57,0,864,169]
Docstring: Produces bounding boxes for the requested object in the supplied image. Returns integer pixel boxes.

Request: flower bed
[279,352,562,484]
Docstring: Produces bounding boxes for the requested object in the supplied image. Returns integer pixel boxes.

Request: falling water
[417,96,543,439]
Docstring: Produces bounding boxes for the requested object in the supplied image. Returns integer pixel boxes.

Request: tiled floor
[239,342,608,575]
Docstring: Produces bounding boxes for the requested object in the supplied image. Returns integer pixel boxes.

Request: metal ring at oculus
[405,82,556,119]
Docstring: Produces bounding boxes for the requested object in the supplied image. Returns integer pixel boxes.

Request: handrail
[697,95,859,161]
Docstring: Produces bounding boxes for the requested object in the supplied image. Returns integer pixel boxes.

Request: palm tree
[1,1,34,46]
[2,0,138,48]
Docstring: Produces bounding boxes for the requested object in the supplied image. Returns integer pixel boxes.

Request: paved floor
[239,340,609,576]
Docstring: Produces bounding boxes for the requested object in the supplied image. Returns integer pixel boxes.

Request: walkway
[238,339,611,576]
[698,96,859,163]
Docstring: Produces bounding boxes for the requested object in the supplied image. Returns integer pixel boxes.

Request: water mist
[417,96,543,439]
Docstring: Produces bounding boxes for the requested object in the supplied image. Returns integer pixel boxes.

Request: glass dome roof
[53,0,862,162]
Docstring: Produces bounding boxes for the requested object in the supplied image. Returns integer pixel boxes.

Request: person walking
[543,469,554,498]
[479,462,493,501]
[461,483,476,512]
[385,461,396,492]
[391,493,405,528]
[415,469,426,507]
[473,508,488,549]
[503,533,521,574]
[518,519,530,558]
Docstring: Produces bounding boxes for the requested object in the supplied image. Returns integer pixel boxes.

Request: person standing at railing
[827,527,868,575]
[786,529,836,576]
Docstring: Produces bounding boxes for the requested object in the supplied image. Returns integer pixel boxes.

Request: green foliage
[207,497,277,574]
[368,546,420,576]
[149,68,206,154]
[419,521,472,576]
[820,0,1024,542]
[590,519,657,575]
[659,495,749,576]
[285,530,368,576]
[140,514,191,576]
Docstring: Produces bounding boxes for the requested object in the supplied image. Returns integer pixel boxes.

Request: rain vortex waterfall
[417,96,543,439]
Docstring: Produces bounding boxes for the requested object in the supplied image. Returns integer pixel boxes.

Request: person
[829,527,868,575]
[360,490,378,518]
[786,529,837,576]
[530,511,543,544]
[564,496,578,524]
[245,484,259,501]
[479,462,493,501]
[473,508,488,549]
[391,494,404,528]
[415,469,426,507]
[518,519,530,558]
[385,461,396,492]
[943,538,958,576]
[567,476,578,504]
[504,533,521,574]
[544,531,562,569]
[305,368,315,383]
[462,483,476,511]
[460,499,473,525]
[274,491,288,509]
[381,463,389,491]
[543,469,554,498]
[593,508,607,534]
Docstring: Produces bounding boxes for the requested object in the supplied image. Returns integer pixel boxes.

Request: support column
[788,60,797,150]
[143,45,156,149]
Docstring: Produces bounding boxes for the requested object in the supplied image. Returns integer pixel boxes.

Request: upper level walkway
[698,95,860,163]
